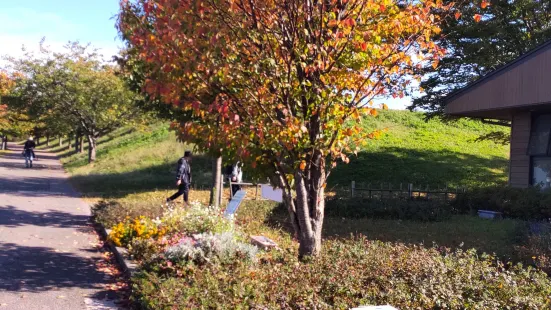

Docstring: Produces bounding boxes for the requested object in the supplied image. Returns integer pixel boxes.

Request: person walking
[23,137,36,168]
[166,151,192,206]
[230,161,243,198]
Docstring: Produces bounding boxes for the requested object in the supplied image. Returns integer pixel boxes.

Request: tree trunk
[36,137,40,146]
[74,131,79,153]
[59,136,63,147]
[46,135,50,146]
[79,135,84,153]
[209,156,223,208]
[87,135,97,163]
[0,135,6,150]
[280,152,326,259]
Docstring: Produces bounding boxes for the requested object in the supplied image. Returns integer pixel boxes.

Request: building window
[533,157,551,189]
[529,114,551,188]
[528,114,551,156]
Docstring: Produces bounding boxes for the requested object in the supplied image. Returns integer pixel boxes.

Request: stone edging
[96,223,138,277]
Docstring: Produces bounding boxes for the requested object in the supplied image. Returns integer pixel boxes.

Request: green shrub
[325,197,452,221]
[163,232,258,266]
[132,237,551,310]
[453,186,551,220]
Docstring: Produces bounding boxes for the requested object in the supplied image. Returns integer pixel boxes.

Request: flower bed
[100,200,551,309]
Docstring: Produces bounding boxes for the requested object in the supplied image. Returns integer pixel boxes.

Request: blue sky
[0,0,412,109]
[0,0,121,61]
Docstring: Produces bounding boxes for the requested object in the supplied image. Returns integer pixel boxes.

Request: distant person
[23,137,36,168]
[230,161,243,198]
[166,151,192,206]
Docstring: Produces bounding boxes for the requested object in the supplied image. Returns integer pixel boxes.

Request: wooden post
[351,181,355,197]
[218,175,223,207]
[59,136,63,147]
[426,185,430,200]
[255,184,259,200]
[408,183,413,200]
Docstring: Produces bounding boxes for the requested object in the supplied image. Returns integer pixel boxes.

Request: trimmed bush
[325,196,452,221]
[453,186,551,220]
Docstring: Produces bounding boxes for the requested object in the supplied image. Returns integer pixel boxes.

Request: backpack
[224,165,233,176]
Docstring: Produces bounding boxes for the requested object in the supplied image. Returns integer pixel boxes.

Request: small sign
[224,190,246,218]
[261,184,283,202]
[250,235,278,250]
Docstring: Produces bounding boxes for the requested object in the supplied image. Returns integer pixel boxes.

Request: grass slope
[330,110,509,188]
[55,110,509,198]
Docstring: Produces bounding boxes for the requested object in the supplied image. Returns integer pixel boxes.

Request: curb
[96,223,138,277]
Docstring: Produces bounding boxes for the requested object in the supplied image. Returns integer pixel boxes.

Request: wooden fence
[348,181,466,201]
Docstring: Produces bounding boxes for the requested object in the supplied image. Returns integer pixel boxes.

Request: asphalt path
[0,143,122,309]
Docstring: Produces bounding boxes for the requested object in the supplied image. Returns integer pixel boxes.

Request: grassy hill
[51,109,509,198]
[330,110,509,189]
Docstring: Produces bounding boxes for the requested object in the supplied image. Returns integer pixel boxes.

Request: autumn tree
[119,0,450,257]
[7,43,139,163]
[0,71,30,149]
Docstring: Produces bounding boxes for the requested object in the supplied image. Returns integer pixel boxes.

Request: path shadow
[0,242,118,299]
[0,175,67,193]
[0,206,90,230]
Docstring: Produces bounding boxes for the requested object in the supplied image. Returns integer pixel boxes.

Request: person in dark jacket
[166,151,192,205]
[23,137,36,168]
[230,162,243,198]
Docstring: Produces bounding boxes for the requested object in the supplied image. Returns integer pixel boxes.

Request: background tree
[119,0,451,257]
[410,0,551,116]
[0,71,32,149]
[7,43,140,163]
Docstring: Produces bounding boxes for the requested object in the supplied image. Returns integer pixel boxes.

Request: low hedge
[325,196,452,222]
[453,186,551,220]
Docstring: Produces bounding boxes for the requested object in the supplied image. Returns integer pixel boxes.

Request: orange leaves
[342,18,356,27]
[481,0,490,9]
[365,108,378,117]
[474,14,482,23]
[454,11,462,20]
[432,59,439,69]
[382,104,389,110]
[367,130,383,140]
[299,160,306,171]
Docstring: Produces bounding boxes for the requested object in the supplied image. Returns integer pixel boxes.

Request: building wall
[509,111,531,187]
[446,46,551,115]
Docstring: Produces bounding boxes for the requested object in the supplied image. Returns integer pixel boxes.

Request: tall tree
[410,0,551,116]
[119,0,450,257]
[8,43,139,163]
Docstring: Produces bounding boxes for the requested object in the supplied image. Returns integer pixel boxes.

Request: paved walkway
[0,143,121,309]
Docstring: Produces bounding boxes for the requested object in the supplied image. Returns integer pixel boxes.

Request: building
[445,41,551,189]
